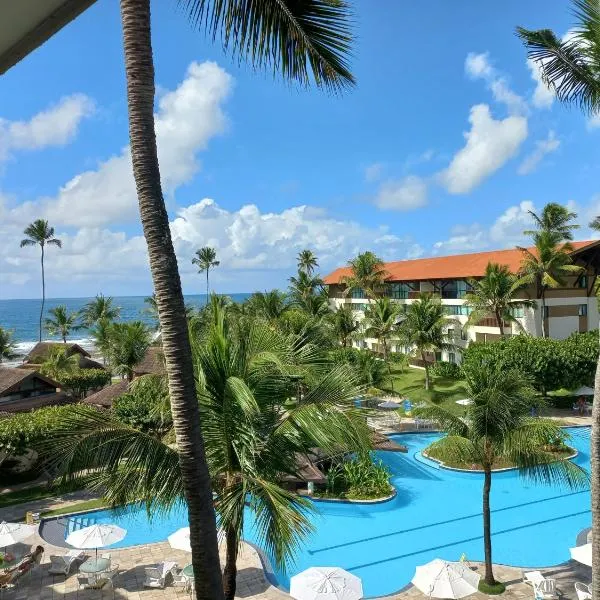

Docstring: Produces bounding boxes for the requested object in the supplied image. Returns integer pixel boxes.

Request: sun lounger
[524,571,545,586]
[48,550,85,575]
[172,569,190,592]
[143,561,178,588]
[534,579,558,600]
[575,582,592,600]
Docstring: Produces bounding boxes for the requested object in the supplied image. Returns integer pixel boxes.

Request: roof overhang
[0,0,96,75]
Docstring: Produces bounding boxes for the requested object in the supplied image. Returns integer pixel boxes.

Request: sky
[1,0,599,299]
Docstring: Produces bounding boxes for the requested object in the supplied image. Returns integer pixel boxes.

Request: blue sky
[0,0,598,299]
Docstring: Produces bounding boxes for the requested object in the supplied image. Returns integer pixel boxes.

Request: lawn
[380,366,468,415]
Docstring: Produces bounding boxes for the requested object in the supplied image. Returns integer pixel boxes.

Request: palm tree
[464,263,534,338]
[39,346,79,380]
[524,203,580,241]
[517,232,583,337]
[44,303,369,600]
[89,317,112,365]
[118,1,354,595]
[192,247,220,300]
[396,294,455,391]
[44,305,82,344]
[0,327,17,363]
[331,305,359,348]
[297,249,319,275]
[81,294,121,327]
[20,219,62,343]
[341,251,387,299]
[416,362,586,588]
[142,294,160,330]
[518,8,600,594]
[289,270,324,305]
[247,290,289,324]
[363,298,401,391]
[105,321,151,381]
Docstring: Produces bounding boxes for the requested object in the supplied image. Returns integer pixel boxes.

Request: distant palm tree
[118,0,355,595]
[20,220,62,342]
[0,327,17,363]
[44,305,82,344]
[331,305,360,348]
[192,247,220,300]
[89,317,112,365]
[297,249,319,275]
[397,294,455,390]
[416,362,586,587]
[81,294,121,327]
[517,233,582,337]
[465,263,534,338]
[247,290,289,323]
[524,203,580,241]
[106,321,151,381]
[142,294,160,330]
[342,251,387,299]
[289,271,324,305]
[39,346,79,380]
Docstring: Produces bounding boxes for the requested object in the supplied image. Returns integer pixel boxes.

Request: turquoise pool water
[57,427,591,597]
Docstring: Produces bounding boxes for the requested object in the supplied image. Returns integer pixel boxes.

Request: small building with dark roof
[83,380,128,408]
[0,367,69,412]
[24,342,104,370]
[133,346,166,377]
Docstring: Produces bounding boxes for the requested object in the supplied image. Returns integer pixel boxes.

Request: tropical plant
[465,262,534,338]
[44,305,82,344]
[396,294,456,390]
[416,362,587,587]
[331,305,360,347]
[297,249,319,275]
[39,347,79,380]
[430,360,462,379]
[363,298,401,391]
[246,290,289,323]
[60,369,112,400]
[325,455,392,500]
[331,347,388,389]
[192,246,220,300]
[289,270,324,305]
[524,203,580,241]
[105,321,151,381]
[89,317,113,365]
[81,294,121,327]
[44,303,369,600]
[0,328,17,363]
[518,8,600,592]
[517,232,583,337]
[19,219,62,343]
[341,251,387,299]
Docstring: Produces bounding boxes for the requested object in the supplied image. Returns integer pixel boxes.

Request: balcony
[476,317,511,329]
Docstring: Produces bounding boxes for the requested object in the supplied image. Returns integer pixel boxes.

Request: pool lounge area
[38,426,592,598]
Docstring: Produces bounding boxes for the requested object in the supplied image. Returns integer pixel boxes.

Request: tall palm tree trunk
[540,289,547,338]
[382,339,394,393]
[119,2,223,599]
[421,350,430,390]
[482,465,495,585]
[222,524,239,600]
[591,360,600,600]
[206,269,210,302]
[494,309,505,339]
[39,244,45,343]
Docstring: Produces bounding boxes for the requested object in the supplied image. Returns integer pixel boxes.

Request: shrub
[331,348,388,388]
[59,369,112,399]
[325,454,392,500]
[431,360,462,379]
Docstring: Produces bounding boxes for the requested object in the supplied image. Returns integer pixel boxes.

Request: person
[17,546,44,571]
[577,396,586,416]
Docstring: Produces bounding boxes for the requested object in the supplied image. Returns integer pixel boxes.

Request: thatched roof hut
[83,380,128,408]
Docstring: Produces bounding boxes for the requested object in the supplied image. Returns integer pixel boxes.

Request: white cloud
[439,104,528,194]
[465,52,494,79]
[18,61,232,228]
[373,176,428,211]
[527,59,555,109]
[0,94,94,161]
[517,131,560,175]
[433,224,488,254]
[364,162,384,182]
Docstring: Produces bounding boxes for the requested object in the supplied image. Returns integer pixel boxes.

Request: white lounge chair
[524,571,546,586]
[575,582,592,600]
[143,561,178,588]
[534,579,558,600]
[48,550,85,575]
[172,569,190,593]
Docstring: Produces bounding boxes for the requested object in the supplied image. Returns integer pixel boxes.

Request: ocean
[0,294,251,359]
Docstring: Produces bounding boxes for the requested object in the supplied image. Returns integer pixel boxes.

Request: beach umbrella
[0,522,35,548]
[378,400,401,409]
[168,527,192,552]
[291,567,363,600]
[412,559,481,598]
[66,524,126,559]
[570,543,592,566]
[455,399,473,406]
[573,386,595,396]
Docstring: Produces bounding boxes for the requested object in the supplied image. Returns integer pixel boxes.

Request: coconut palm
[89,317,112,365]
[44,303,369,600]
[415,362,587,587]
[289,270,324,305]
[44,305,82,344]
[464,263,534,338]
[105,321,151,381]
[192,247,220,300]
[118,1,354,595]
[363,298,401,391]
[142,294,160,330]
[297,249,319,275]
[81,294,121,327]
[247,290,290,324]
[331,305,359,348]
[342,251,387,299]
[396,294,455,391]
[20,219,62,343]
[517,233,583,337]
[518,7,600,593]
[39,346,79,380]
[524,203,580,241]
[0,327,17,363]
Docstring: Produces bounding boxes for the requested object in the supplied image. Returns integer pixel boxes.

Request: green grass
[0,485,60,508]
[380,366,468,415]
[43,498,106,517]
[478,581,506,594]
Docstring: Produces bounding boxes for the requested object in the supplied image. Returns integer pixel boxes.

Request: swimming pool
[54,426,591,597]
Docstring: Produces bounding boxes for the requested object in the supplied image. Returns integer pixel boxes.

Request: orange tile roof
[323,240,599,285]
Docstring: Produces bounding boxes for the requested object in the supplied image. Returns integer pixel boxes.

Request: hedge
[59,369,112,399]
[430,360,462,379]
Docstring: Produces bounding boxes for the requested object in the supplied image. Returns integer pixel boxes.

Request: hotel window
[447,328,455,340]
[511,306,524,318]
[579,275,588,289]
[448,353,456,364]
[457,280,470,299]
[444,305,472,316]
[579,304,588,316]
[387,282,410,299]
[351,288,366,299]
[460,329,468,341]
